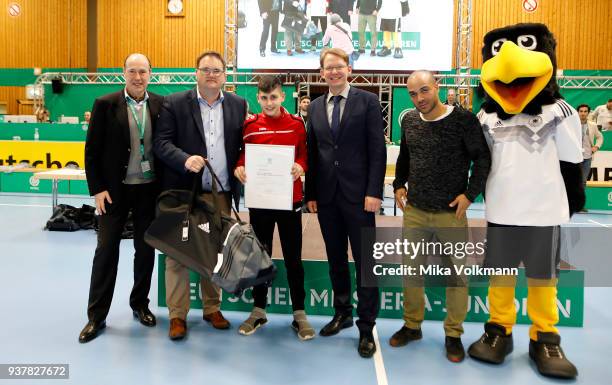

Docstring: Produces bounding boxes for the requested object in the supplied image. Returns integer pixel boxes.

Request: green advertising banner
[0,122,87,141]
[275,32,420,51]
[0,68,86,87]
[0,171,69,194]
[43,84,193,123]
[599,131,612,151]
[157,256,584,327]
[43,83,297,122]
[585,185,612,210]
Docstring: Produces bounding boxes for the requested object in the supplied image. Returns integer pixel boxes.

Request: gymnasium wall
[0,0,610,114]
[96,0,225,68]
[471,0,611,69]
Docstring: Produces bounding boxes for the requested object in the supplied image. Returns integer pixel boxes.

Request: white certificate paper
[244,144,295,210]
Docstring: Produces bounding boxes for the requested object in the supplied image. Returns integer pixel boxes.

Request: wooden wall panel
[0,0,87,68]
[97,0,225,68]
[470,0,612,69]
[0,86,25,114]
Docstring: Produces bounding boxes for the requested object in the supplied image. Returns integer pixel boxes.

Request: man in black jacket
[154,51,247,340]
[79,53,163,343]
[258,0,281,57]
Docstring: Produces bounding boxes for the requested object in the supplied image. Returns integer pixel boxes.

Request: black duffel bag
[46,204,81,231]
[144,162,276,295]
[281,13,308,34]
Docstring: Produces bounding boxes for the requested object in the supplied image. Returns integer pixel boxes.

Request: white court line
[372,326,389,385]
[302,210,311,233]
[587,219,611,228]
[0,203,50,208]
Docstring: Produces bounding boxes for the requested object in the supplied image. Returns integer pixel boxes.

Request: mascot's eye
[491,38,507,56]
[517,34,537,50]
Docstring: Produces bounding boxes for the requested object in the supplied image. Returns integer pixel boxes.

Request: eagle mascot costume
[467,23,584,379]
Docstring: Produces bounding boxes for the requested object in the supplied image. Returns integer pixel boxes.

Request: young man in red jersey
[234,75,315,340]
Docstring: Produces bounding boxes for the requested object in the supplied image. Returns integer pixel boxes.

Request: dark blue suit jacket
[305,86,386,205]
[153,89,247,208]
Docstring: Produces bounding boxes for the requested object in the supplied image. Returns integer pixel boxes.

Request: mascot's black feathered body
[468,23,583,379]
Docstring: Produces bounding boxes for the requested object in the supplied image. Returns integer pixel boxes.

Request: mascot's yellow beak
[481,41,553,114]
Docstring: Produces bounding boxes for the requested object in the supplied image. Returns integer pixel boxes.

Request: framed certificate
[244,144,295,210]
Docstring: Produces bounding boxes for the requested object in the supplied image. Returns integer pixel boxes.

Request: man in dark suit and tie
[154,51,247,340]
[79,53,163,343]
[305,48,386,358]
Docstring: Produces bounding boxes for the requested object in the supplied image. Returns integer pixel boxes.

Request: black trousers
[309,15,328,47]
[317,188,379,331]
[250,204,305,311]
[259,10,280,51]
[86,182,158,322]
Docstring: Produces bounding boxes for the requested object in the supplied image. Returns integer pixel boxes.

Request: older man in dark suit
[79,53,163,343]
[305,48,386,358]
[154,51,247,340]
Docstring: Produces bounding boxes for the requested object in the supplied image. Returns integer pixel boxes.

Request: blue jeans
[580,158,592,188]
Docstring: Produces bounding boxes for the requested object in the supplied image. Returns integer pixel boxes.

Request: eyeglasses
[323,65,347,73]
[198,67,224,76]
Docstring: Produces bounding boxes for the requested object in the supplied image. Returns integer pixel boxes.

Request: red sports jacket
[236,107,307,203]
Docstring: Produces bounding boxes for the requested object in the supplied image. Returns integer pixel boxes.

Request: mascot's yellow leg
[383,31,392,48]
[393,32,402,49]
[488,274,517,335]
[527,278,559,341]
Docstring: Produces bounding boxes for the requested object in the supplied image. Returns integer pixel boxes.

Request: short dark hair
[257,75,283,93]
[608,98,612,103]
[196,51,226,69]
[577,104,590,112]
[123,53,152,70]
[299,95,311,102]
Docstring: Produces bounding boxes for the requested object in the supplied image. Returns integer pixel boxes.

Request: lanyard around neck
[127,100,147,138]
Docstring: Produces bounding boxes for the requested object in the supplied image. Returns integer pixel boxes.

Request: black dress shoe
[319,314,353,336]
[133,307,156,327]
[358,330,376,358]
[79,320,106,343]
[389,325,422,347]
[445,336,465,363]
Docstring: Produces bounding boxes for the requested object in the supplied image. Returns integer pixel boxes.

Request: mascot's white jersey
[478,99,583,226]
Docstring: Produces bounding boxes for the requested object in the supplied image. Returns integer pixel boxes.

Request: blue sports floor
[0,193,610,385]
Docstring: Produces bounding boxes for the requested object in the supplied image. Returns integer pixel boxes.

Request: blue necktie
[330,95,342,140]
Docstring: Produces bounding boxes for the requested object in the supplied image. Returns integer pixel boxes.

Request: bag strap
[203,160,243,223]
[335,24,353,43]
[182,166,224,237]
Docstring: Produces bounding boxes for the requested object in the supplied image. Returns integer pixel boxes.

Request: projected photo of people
[237,0,454,71]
